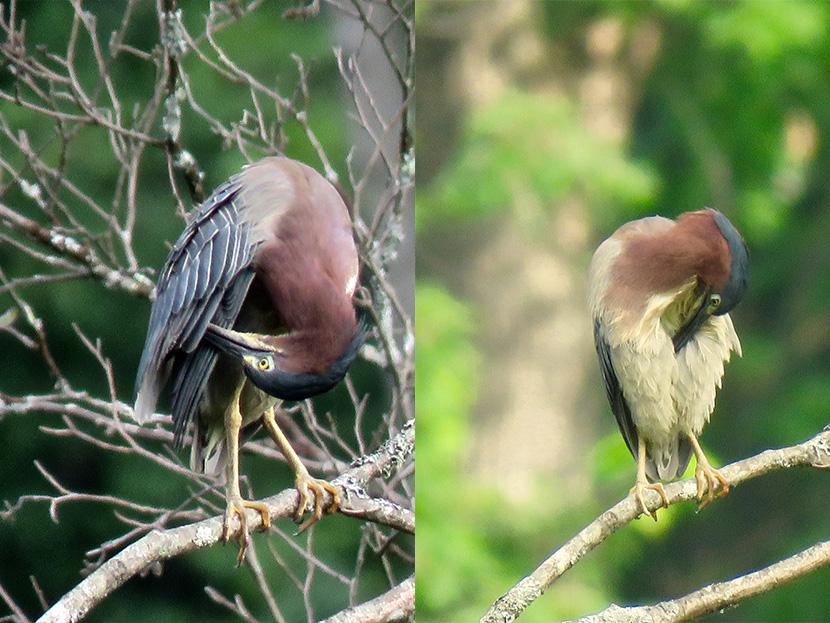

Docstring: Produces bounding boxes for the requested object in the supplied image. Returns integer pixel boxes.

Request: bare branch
[0,203,153,297]
[481,428,830,622]
[203,586,259,623]
[159,0,206,202]
[339,488,414,534]
[567,539,830,623]
[283,1,321,21]
[0,580,31,623]
[321,575,414,623]
[36,421,413,623]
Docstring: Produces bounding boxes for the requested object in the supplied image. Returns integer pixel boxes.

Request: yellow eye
[707,294,721,312]
[258,358,271,370]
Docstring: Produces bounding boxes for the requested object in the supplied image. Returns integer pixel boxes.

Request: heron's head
[204,321,367,401]
[705,209,748,315]
[670,209,748,351]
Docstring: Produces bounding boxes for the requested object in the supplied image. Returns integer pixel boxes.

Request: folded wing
[133,178,257,445]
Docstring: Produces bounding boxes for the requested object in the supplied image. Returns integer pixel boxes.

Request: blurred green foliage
[418,91,656,228]
[415,283,489,618]
[417,1,830,621]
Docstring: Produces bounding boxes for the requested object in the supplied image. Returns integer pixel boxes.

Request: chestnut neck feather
[611,211,731,306]
[253,235,357,376]
[240,157,359,377]
[245,259,357,376]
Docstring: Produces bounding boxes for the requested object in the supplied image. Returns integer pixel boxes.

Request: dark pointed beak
[204,324,268,359]
[672,296,711,353]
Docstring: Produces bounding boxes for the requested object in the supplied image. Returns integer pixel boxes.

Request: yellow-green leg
[629,436,669,521]
[222,381,271,564]
[688,433,729,510]
[262,408,341,532]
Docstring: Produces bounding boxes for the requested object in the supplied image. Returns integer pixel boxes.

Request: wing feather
[178,290,223,352]
[171,268,255,446]
[194,235,214,300]
[208,216,231,293]
[170,346,217,445]
[134,177,255,426]
[593,319,639,460]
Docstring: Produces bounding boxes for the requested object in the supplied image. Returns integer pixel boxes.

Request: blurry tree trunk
[419,1,656,501]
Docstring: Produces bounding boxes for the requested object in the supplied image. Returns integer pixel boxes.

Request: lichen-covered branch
[36,421,414,623]
[481,428,830,623]
[567,539,830,623]
[0,203,153,298]
[321,576,414,623]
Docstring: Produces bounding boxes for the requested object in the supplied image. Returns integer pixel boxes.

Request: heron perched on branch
[134,157,364,561]
[588,209,748,520]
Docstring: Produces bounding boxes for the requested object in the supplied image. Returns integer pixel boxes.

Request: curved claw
[222,498,271,564]
[695,464,729,510]
[294,476,341,533]
[630,481,669,521]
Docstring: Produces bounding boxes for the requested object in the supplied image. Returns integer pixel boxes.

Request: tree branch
[481,427,830,622]
[0,203,153,298]
[567,539,830,623]
[320,576,414,623]
[2,1,413,619]
[339,491,415,534]
[36,421,414,623]
[0,580,31,623]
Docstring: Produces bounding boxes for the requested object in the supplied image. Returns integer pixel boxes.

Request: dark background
[0,2,412,621]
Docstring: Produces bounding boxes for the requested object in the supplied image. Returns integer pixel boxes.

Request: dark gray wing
[168,269,254,445]
[134,177,256,441]
[593,318,638,460]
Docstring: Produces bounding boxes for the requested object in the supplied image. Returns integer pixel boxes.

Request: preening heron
[588,208,748,520]
[134,157,364,561]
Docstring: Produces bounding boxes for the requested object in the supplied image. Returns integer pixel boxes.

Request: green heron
[134,157,364,560]
[588,209,748,520]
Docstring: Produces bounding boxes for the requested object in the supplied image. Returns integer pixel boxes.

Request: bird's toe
[293,476,340,533]
[222,496,269,564]
[223,501,249,562]
[695,465,729,510]
[630,482,666,522]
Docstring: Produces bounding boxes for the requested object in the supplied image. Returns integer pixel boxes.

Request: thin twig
[0,203,153,297]
[0,581,31,623]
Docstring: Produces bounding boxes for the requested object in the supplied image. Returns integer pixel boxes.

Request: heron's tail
[190,425,227,480]
[645,437,693,482]
[133,333,169,424]
[134,368,164,424]
[189,421,261,482]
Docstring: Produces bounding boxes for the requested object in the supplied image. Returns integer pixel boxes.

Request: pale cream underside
[589,230,741,451]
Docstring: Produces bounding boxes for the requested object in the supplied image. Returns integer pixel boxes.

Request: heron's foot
[629,481,669,521]
[694,462,729,510]
[294,472,341,533]
[222,496,271,564]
